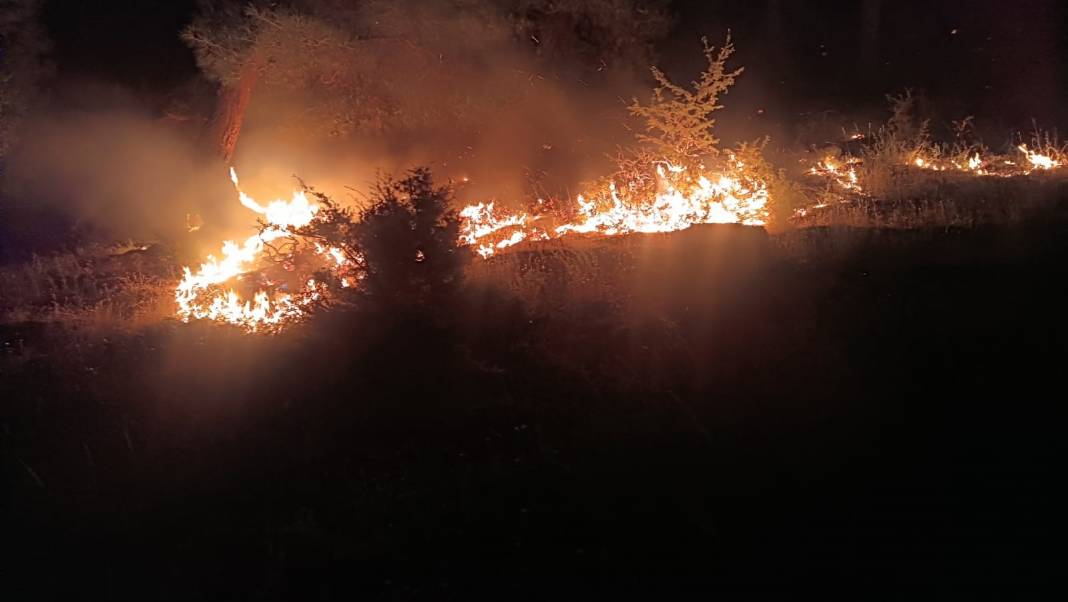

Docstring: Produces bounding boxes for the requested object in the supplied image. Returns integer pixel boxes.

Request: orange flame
[459,159,769,257]
[175,170,336,332]
[179,158,772,330]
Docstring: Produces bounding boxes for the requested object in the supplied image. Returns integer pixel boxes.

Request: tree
[182,0,670,160]
[182,2,368,160]
[628,34,743,170]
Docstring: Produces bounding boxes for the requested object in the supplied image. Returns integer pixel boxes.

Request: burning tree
[598,33,748,205]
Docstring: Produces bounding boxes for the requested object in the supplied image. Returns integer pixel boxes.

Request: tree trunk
[207,58,261,162]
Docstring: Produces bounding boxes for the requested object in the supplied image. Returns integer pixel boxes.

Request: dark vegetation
[3,171,1063,597]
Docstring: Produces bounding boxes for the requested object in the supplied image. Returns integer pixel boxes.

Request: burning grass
[796,94,1068,228]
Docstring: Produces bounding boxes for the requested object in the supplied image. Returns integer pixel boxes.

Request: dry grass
[0,243,178,332]
[792,93,1068,230]
[793,172,1068,229]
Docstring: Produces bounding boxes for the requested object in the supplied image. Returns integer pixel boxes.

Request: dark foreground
[2,217,1062,598]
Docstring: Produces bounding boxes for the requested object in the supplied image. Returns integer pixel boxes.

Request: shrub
[628,34,742,171]
[289,167,471,318]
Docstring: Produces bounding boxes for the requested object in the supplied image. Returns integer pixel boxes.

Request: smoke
[216,0,668,207]
[2,0,673,257]
[2,85,237,249]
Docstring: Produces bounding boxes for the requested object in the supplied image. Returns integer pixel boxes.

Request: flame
[459,158,769,257]
[458,201,548,258]
[181,136,1066,331]
[909,146,1062,176]
[1018,144,1061,171]
[810,155,863,192]
[180,158,771,330]
[176,170,337,332]
[808,140,1066,201]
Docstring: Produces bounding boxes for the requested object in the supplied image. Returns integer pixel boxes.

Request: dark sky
[42,0,199,93]
[39,0,1068,130]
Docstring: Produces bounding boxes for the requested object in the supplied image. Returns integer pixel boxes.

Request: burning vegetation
[169,32,1068,333]
[174,34,776,331]
[5,3,1067,595]
[3,2,1067,335]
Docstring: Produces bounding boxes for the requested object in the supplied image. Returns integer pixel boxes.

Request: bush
[290,167,471,320]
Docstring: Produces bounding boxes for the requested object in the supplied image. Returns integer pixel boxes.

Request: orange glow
[176,170,342,332]
[459,157,769,257]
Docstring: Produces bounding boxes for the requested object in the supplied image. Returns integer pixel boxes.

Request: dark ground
[2,214,1062,598]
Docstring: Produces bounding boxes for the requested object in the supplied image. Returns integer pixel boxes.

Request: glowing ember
[810,155,863,192]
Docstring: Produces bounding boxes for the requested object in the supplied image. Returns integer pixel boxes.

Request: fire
[178,157,773,330]
[810,155,862,192]
[458,202,549,259]
[178,135,1065,331]
[175,170,337,332]
[459,158,769,257]
[1018,144,1061,171]
[909,146,1062,177]
[808,141,1066,202]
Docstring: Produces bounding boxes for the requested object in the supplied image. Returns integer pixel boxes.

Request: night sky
[38,1,1068,130]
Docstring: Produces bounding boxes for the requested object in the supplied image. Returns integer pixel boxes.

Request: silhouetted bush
[291,167,472,323]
